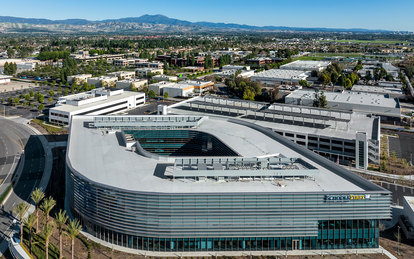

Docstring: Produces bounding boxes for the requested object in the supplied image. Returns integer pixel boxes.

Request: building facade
[66,115,391,253]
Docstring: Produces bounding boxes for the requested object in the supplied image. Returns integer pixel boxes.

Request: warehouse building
[168,96,381,169]
[285,90,401,121]
[66,114,391,253]
[251,69,309,85]
[280,60,331,72]
[49,88,145,125]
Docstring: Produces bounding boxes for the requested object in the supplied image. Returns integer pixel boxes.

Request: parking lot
[388,132,414,165]
[0,80,38,93]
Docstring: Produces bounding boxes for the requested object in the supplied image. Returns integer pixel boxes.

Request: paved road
[0,117,45,245]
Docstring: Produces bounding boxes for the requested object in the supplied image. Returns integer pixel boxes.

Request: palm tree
[44,222,55,259]
[23,213,36,254]
[40,197,56,229]
[31,187,45,233]
[67,219,82,259]
[13,202,29,244]
[55,210,68,259]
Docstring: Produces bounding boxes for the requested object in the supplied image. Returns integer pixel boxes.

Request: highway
[0,117,45,247]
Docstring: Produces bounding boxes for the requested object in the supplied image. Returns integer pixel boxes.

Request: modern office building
[280,60,331,72]
[251,69,309,85]
[168,96,381,169]
[66,114,391,253]
[49,88,145,125]
[285,90,401,121]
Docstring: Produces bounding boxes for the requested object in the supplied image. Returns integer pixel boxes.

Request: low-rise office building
[251,69,309,85]
[152,74,178,82]
[351,84,404,98]
[116,78,148,90]
[148,81,176,95]
[182,66,204,72]
[113,59,135,67]
[135,61,164,69]
[215,69,254,79]
[67,74,92,85]
[222,65,250,71]
[108,71,136,80]
[168,96,382,169]
[87,76,118,88]
[135,68,163,77]
[285,90,401,121]
[49,88,145,125]
[280,60,331,72]
[66,114,390,253]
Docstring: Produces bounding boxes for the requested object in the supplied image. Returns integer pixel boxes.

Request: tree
[23,213,36,254]
[319,91,327,108]
[345,78,353,89]
[299,80,308,87]
[7,48,15,58]
[40,197,56,230]
[30,187,45,233]
[163,92,169,99]
[55,210,68,259]
[148,90,156,98]
[44,222,55,259]
[67,219,82,259]
[38,104,45,111]
[242,88,255,101]
[13,202,29,244]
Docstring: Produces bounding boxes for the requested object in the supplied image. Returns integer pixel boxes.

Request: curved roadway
[0,117,45,244]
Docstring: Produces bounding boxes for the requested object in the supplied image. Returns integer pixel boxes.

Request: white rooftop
[68,115,378,194]
[280,60,331,71]
[352,85,403,96]
[251,69,308,80]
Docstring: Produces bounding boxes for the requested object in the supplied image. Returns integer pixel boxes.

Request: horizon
[1,0,414,32]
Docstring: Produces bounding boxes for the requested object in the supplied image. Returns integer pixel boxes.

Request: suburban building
[152,74,178,82]
[134,61,164,69]
[67,74,92,85]
[182,66,204,72]
[0,75,12,84]
[148,81,176,95]
[222,65,250,71]
[66,114,391,253]
[49,88,145,125]
[382,63,399,79]
[113,59,135,67]
[108,71,136,80]
[116,78,148,90]
[168,96,381,169]
[285,90,401,121]
[280,60,331,72]
[16,62,37,72]
[87,76,119,88]
[251,69,309,85]
[215,69,254,79]
[135,68,163,77]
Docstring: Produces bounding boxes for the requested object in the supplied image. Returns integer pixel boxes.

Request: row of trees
[38,51,70,61]
[4,62,17,75]
[316,63,359,89]
[14,188,82,259]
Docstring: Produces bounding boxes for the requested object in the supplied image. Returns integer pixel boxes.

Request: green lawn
[294,56,326,61]
[32,119,63,134]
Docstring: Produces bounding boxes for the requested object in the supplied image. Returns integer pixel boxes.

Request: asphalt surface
[388,132,414,164]
[374,181,414,206]
[0,117,45,244]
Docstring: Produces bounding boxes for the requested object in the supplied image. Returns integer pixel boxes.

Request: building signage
[325,194,371,202]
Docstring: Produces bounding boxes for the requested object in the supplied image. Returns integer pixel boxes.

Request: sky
[1,0,414,31]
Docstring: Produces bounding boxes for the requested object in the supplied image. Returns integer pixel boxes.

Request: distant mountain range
[0,14,395,34]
